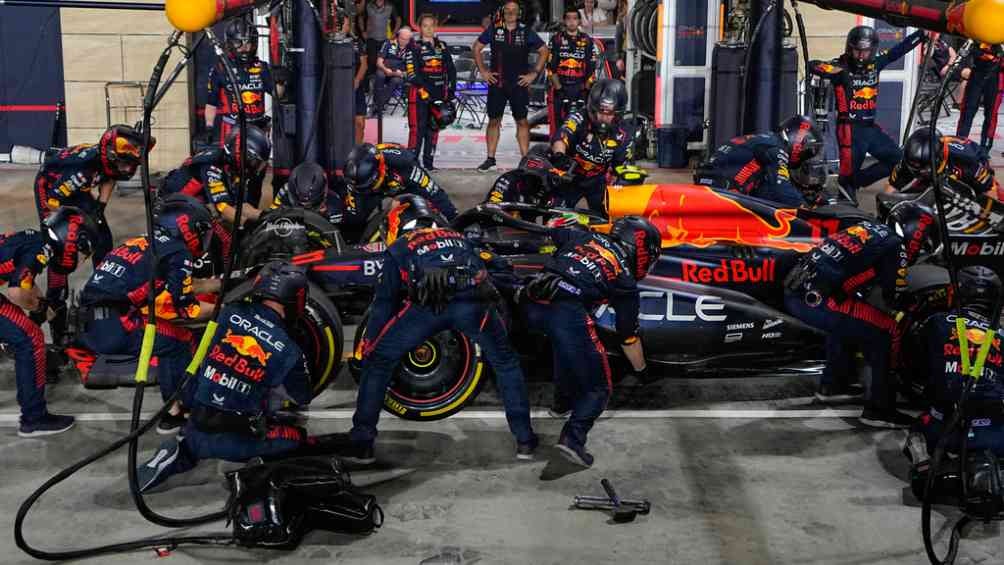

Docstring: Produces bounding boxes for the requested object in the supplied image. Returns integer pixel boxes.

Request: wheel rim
[392,331,470,404]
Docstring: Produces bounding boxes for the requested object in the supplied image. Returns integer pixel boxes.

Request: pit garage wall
[59,3,190,172]
[657,1,919,149]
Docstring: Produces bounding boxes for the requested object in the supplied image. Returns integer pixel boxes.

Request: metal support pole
[743,0,783,134]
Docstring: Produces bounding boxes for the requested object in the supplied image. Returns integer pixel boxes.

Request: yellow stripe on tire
[313,326,337,393]
[419,343,483,418]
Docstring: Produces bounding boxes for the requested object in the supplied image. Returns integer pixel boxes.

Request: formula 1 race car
[64,177,1003,424]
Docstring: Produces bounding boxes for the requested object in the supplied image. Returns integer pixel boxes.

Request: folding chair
[453,57,488,129]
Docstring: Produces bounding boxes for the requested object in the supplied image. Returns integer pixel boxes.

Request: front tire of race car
[350,311,486,421]
[225,281,343,399]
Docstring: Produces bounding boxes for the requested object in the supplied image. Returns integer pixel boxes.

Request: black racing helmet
[586,79,628,137]
[430,100,457,131]
[225,16,259,63]
[154,193,214,256]
[776,115,823,168]
[344,143,384,192]
[224,125,271,178]
[957,265,1002,318]
[382,194,448,244]
[845,25,879,68]
[887,201,941,265]
[251,260,308,321]
[43,206,98,275]
[286,161,328,210]
[99,124,154,180]
[610,216,662,280]
[790,158,828,206]
[902,128,945,179]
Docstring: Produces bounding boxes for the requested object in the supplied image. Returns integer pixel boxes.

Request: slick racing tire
[225,281,343,398]
[239,209,343,270]
[351,311,486,421]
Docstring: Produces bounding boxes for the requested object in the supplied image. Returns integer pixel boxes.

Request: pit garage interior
[1,0,1004,563]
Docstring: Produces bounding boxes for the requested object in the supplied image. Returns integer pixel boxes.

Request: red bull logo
[854,86,878,99]
[557,58,584,70]
[222,329,271,364]
[114,136,141,159]
[424,59,444,73]
[672,258,777,284]
[606,184,814,252]
[845,225,871,242]
[241,91,263,105]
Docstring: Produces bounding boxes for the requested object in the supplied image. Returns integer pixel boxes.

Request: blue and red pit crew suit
[890,135,1000,198]
[207,57,274,144]
[350,227,535,447]
[161,147,245,257]
[553,111,630,214]
[809,30,925,199]
[79,233,199,404]
[139,301,312,489]
[404,36,456,169]
[783,221,910,410]
[547,29,596,137]
[0,230,55,424]
[956,42,1004,152]
[694,132,806,207]
[521,227,640,453]
[913,309,1004,457]
[33,144,115,345]
[342,144,459,242]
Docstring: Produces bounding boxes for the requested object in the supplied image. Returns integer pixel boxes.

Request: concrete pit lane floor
[0,165,1002,563]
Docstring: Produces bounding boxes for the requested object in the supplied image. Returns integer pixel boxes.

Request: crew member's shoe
[548,395,572,419]
[18,412,75,438]
[815,383,864,402]
[859,406,914,428]
[340,442,376,466]
[516,434,539,461]
[157,412,187,436]
[476,157,497,172]
[556,435,594,468]
[137,439,182,493]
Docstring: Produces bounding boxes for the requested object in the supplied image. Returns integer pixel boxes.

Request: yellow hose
[133,324,158,383]
[185,320,219,374]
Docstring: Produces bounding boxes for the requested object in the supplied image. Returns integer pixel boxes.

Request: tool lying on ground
[573,479,650,522]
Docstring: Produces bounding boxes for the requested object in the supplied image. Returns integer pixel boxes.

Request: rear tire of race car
[351,311,486,421]
[225,281,343,399]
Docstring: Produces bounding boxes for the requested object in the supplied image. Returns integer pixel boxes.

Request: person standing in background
[578,0,609,35]
[955,42,1004,153]
[359,0,401,76]
[473,0,549,171]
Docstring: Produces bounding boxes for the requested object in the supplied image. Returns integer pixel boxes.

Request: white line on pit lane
[0,408,866,423]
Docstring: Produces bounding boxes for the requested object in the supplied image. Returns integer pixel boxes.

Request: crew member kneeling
[136,261,313,492]
[888,128,1001,200]
[904,266,1004,499]
[694,115,823,207]
[80,195,218,435]
[783,207,939,427]
[345,198,536,464]
[517,216,661,467]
